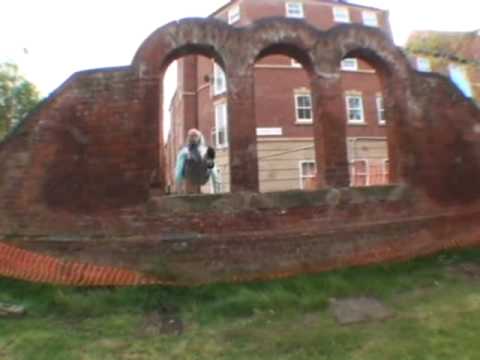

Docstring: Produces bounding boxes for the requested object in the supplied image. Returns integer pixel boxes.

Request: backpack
[183,144,210,186]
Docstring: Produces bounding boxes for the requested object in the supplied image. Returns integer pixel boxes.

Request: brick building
[406,30,480,104]
[167,0,394,193]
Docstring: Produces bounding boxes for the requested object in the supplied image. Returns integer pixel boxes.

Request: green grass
[2,248,480,359]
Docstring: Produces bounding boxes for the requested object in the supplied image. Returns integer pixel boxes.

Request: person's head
[186,128,202,145]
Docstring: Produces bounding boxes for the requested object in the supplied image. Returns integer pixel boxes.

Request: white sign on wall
[256,127,283,136]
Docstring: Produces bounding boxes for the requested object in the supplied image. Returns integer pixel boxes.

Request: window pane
[350,160,368,187]
[417,57,431,72]
[348,110,358,120]
[215,103,228,147]
[302,162,316,176]
[287,3,304,17]
[304,95,312,107]
[298,109,305,119]
[377,96,383,109]
[348,97,360,108]
[362,11,378,26]
[333,7,350,22]
[298,108,311,119]
[354,161,367,173]
[214,63,226,94]
[297,95,309,107]
[377,96,385,123]
[228,6,240,24]
[296,96,304,107]
[356,175,368,186]
[341,58,358,71]
[218,130,226,146]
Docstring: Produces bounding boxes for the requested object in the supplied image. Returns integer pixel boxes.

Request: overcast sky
[1,0,478,96]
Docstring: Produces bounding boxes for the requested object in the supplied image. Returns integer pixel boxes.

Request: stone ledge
[148,185,411,214]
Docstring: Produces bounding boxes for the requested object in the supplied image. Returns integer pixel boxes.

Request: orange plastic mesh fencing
[0,229,477,287]
[0,242,166,287]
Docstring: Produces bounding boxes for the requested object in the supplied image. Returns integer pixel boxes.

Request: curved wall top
[132,17,412,79]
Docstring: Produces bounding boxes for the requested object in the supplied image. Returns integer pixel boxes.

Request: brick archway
[311,25,413,186]
[133,18,413,193]
[0,17,480,286]
[132,19,232,192]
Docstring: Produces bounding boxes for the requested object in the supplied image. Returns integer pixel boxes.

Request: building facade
[406,30,480,105]
[167,0,393,193]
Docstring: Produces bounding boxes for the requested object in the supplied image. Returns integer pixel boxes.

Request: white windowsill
[348,121,367,126]
[295,120,313,125]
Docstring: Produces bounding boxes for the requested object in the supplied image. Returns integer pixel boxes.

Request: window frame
[286,2,304,18]
[376,95,386,125]
[362,11,379,27]
[294,92,313,124]
[213,62,227,96]
[214,101,229,149]
[333,6,350,23]
[345,95,365,124]
[341,58,358,71]
[299,160,316,190]
[416,57,431,72]
[228,5,240,24]
[349,159,369,187]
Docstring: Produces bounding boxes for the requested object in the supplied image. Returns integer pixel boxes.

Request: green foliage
[406,32,478,65]
[0,62,40,138]
[406,33,452,56]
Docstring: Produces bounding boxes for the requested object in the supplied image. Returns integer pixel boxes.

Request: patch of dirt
[138,305,184,337]
[329,297,394,325]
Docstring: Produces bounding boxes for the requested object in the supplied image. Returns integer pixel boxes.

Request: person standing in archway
[175,128,221,194]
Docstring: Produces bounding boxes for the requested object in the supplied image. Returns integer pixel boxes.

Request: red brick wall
[0,67,158,212]
[2,186,480,286]
[0,18,479,287]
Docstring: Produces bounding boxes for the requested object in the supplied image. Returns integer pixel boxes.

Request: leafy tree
[0,62,41,138]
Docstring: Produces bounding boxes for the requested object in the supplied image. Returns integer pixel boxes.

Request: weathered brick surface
[0,18,479,286]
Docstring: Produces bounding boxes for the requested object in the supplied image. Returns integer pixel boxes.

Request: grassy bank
[1,248,480,359]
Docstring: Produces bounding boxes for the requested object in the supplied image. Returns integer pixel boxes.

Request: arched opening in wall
[339,50,393,188]
[254,45,316,193]
[161,50,230,195]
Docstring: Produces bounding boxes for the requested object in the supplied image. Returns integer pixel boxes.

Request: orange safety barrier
[0,242,162,287]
